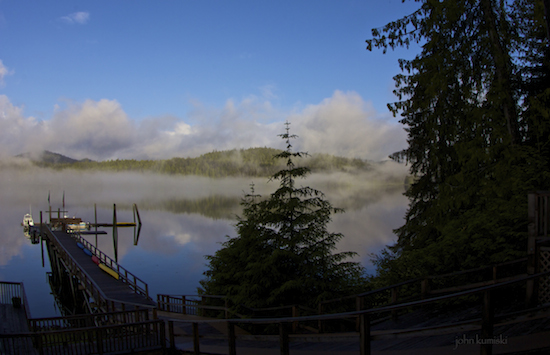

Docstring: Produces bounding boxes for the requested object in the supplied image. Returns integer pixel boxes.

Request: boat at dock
[21,213,34,229]
[21,212,40,243]
[66,221,90,232]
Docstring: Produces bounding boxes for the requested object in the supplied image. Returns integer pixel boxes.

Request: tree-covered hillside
[26,147,374,178]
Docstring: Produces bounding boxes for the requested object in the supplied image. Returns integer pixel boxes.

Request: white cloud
[0,92,407,162]
[0,60,13,87]
[60,12,90,25]
[43,99,136,159]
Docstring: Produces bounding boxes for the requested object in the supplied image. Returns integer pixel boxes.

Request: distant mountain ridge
[16,150,93,164]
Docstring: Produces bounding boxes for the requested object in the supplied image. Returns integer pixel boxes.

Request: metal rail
[29,309,150,332]
[1,320,166,355]
[0,281,32,325]
[70,232,150,299]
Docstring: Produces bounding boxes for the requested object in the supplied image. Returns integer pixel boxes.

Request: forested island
[15,147,381,178]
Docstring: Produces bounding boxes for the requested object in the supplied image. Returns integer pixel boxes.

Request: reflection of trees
[69,170,407,221]
[134,185,405,221]
[124,183,406,221]
[315,183,405,211]
[143,196,242,220]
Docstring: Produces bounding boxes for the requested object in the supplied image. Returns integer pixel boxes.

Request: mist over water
[0,163,408,318]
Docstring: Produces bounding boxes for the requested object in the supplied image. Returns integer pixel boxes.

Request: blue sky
[0,0,421,161]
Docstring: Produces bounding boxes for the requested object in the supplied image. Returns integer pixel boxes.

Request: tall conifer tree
[367,0,550,280]
[200,122,364,310]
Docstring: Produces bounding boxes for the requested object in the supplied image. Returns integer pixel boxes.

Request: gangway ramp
[42,225,156,311]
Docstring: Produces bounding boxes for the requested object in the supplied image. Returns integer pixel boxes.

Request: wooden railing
[29,309,150,332]
[0,281,32,323]
[158,256,529,336]
[1,281,25,305]
[527,191,550,306]
[165,270,550,355]
[318,257,527,326]
[157,294,230,317]
[157,294,317,333]
[1,320,166,355]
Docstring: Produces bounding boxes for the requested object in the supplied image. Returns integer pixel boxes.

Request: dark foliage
[367,0,550,284]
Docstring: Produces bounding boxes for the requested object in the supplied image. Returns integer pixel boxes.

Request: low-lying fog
[0,161,408,318]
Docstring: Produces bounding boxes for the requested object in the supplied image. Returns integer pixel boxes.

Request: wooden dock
[0,301,28,334]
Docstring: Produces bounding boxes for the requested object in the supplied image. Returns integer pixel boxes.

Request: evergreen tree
[367,0,550,281]
[199,122,365,310]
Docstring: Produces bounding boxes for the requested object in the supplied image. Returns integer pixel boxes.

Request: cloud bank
[292,91,405,160]
[0,91,407,162]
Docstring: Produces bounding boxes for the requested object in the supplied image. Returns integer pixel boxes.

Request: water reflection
[0,166,407,318]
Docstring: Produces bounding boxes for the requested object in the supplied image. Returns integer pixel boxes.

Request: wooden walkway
[44,227,156,309]
[0,305,37,354]
[0,304,29,334]
[0,282,38,354]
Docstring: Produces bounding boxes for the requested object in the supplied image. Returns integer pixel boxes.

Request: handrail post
[292,305,299,333]
[160,320,167,352]
[225,297,229,319]
[481,290,494,355]
[228,321,236,355]
[97,328,104,355]
[169,320,175,352]
[279,322,290,355]
[355,296,363,331]
[318,302,324,333]
[360,312,371,355]
[182,296,187,315]
[192,322,200,355]
[421,278,430,299]
[391,286,399,320]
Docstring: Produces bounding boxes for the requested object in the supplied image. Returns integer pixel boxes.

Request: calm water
[0,164,408,318]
